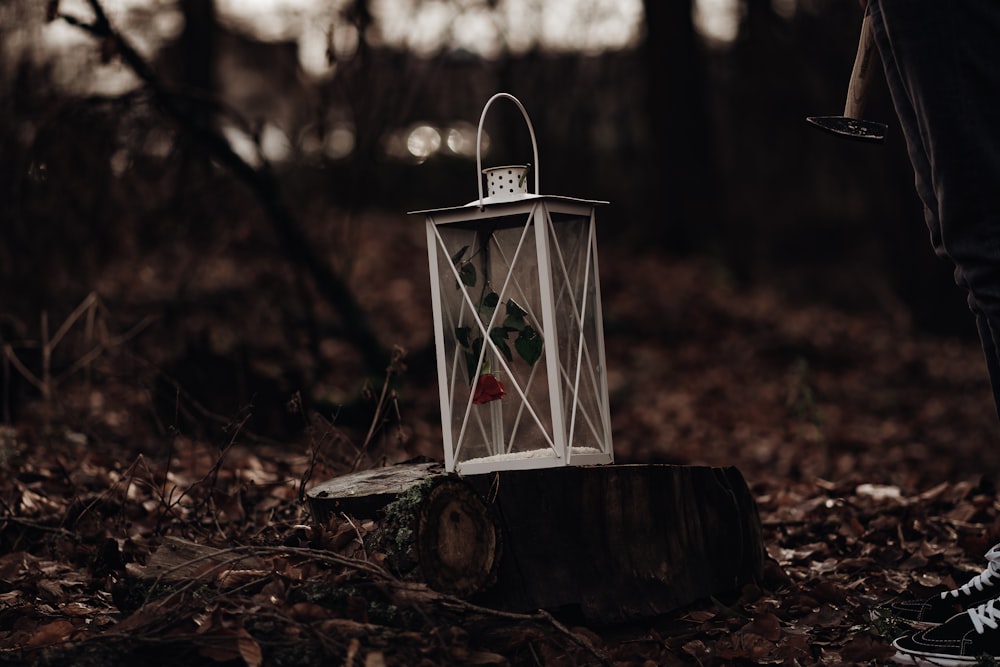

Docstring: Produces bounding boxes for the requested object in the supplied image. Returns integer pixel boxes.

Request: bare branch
[61,0,389,373]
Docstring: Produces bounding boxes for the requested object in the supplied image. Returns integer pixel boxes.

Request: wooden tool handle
[844,12,878,120]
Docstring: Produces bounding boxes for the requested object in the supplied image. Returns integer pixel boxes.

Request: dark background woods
[4,2,1000,664]
[0,0,984,473]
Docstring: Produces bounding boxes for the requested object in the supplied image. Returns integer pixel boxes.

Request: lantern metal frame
[411,93,614,475]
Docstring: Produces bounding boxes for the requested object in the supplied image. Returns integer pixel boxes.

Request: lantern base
[306,460,764,623]
[455,446,612,475]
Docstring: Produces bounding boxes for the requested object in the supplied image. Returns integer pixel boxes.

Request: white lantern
[411,93,614,475]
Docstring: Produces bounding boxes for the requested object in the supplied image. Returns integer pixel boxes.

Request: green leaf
[490,326,510,341]
[459,262,476,287]
[503,312,527,332]
[503,300,528,330]
[515,326,543,366]
[479,291,499,318]
[506,299,527,318]
[490,327,513,363]
[455,326,472,348]
[451,245,469,265]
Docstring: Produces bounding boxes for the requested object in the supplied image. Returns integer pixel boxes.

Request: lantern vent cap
[407,92,608,215]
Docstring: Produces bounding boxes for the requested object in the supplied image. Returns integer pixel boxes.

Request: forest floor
[2,212,1000,666]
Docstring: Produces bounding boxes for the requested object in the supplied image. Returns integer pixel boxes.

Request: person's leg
[975,312,1000,420]
[870,0,1000,419]
[870,3,1000,660]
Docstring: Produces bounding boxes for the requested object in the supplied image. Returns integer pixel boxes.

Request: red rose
[472,373,505,404]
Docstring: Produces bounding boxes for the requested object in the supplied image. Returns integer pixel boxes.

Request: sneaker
[892,598,1000,665]
[877,544,1000,628]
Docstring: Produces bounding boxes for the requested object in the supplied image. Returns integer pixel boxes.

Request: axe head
[806,115,887,143]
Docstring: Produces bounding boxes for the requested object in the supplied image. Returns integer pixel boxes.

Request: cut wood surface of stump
[307,461,764,623]
[308,461,445,521]
[416,477,500,596]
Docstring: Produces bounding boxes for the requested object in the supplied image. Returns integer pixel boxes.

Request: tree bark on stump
[307,462,764,623]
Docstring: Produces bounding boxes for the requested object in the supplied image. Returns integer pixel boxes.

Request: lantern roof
[409,193,608,217]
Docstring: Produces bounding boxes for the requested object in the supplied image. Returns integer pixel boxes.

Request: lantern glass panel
[430,210,559,469]
[546,211,610,459]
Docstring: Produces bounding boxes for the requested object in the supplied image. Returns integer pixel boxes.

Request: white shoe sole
[891,648,985,666]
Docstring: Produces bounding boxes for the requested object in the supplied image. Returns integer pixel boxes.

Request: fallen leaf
[25,619,75,648]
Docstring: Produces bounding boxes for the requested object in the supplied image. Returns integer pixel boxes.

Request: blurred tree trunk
[170,0,217,223]
[340,0,380,209]
[640,0,719,253]
[179,0,216,95]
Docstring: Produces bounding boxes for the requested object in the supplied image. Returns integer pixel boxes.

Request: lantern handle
[476,92,540,207]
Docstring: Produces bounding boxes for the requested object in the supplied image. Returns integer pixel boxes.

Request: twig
[2,293,154,432]
[340,512,368,560]
[84,290,96,385]
[41,310,51,428]
[138,543,396,608]
[129,351,283,446]
[428,596,613,666]
[536,609,613,666]
[52,313,158,389]
[48,292,98,352]
[158,411,250,529]
[352,347,406,471]
[297,399,347,503]
[0,516,79,539]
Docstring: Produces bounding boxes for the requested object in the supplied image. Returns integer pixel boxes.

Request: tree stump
[307,462,764,623]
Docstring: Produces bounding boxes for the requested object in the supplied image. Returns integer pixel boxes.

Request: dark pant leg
[871,0,1000,419]
[974,312,1000,420]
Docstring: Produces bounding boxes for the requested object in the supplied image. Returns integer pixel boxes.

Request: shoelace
[941,555,1000,600]
[969,599,1000,634]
